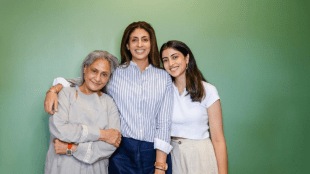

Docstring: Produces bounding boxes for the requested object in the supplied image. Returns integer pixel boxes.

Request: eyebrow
[130,36,149,38]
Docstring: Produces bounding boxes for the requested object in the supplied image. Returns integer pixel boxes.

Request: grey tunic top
[45,86,120,174]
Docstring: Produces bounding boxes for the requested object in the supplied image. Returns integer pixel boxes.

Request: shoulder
[60,86,76,95]
[202,81,217,92]
[100,93,116,104]
[150,66,170,78]
[58,87,76,102]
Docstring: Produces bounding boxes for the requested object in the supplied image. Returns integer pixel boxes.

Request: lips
[170,66,179,72]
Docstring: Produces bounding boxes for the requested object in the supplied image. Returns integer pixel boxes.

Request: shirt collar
[130,60,152,71]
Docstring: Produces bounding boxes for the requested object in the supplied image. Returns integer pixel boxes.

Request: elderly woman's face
[82,58,111,94]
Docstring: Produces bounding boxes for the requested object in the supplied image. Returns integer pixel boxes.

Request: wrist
[154,162,168,171]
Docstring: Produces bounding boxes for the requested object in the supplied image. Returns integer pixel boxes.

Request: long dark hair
[160,40,207,102]
[120,21,160,68]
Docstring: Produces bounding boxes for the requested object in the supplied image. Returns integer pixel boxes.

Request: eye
[101,73,109,77]
[162,58,168,62]
[172,55,178,59]
[143,38,149,42]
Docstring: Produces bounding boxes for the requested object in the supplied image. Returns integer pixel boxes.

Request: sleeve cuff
[154,138,173,154]
[53,77,70,87]
[80,125,100,142]
[73,142,93,164]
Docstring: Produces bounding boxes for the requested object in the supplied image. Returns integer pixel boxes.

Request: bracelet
[155,167,165,171]
[154,162,168,171]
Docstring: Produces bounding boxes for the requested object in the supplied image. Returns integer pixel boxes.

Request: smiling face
[81,58,111,94]
[162,48,189,80]
[126,28,151,62]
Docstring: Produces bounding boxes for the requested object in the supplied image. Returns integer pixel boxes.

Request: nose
[138,39,142,47]
[95,73,101,82]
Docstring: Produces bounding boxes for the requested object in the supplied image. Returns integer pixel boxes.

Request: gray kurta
[45,86,120,174]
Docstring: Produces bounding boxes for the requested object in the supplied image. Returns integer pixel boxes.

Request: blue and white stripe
[107,61,173,153]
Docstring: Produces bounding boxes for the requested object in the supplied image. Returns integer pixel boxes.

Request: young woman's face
[127,28,151,62]
[161,48,189,79]
[82,58,111,94]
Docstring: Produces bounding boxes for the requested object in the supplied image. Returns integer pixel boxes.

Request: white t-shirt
[171,81,220,139]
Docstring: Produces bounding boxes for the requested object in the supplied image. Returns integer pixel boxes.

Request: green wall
[1,0,309,173]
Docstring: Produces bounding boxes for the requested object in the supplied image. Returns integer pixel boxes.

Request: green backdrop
[1,0,309,173]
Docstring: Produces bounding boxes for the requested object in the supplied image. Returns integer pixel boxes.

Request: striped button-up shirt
[107,61,173,153]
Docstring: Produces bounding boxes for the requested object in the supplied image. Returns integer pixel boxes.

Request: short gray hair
[80,50,119,89]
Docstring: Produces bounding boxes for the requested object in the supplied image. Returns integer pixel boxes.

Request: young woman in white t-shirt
[160,40,228,174]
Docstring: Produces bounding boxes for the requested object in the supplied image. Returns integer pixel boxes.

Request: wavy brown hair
[160,40,207,102]
[120,21,160,68]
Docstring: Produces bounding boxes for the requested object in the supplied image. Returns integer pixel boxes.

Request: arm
[49,89,101,143]
[154,150,168,174]
[208,100,228,174]
[54,139,117,164]
[154,75,174,173]
[53,97,121,164]
[44,77,80,114]
[73,98,121,164]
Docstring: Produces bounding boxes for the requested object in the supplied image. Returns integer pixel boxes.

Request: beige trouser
[171,138,218,174]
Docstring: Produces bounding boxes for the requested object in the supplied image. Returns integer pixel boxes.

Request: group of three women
[44,21,228,174]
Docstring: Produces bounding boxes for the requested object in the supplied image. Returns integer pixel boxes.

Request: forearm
[50,117,100,143]
[212,138,228,174]
[73,141,116,164]
[155,149,168,173]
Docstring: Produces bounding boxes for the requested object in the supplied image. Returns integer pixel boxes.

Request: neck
[132,58,149,72]
[174,75,186,94]
[79,84,101,96]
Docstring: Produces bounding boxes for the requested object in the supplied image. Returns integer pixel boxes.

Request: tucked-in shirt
[45,86,120,174]
[53,61,173,154]
[107,61,173,153]
[171,81,220,139]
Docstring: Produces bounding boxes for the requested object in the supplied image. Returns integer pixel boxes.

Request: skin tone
[126,28,151,72]
[51,58,121,154]
[161,48,228,174]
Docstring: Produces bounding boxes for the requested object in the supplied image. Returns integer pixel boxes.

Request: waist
[171,136,186,140]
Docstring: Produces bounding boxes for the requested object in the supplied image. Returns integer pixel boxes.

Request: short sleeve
[201,82,220,108]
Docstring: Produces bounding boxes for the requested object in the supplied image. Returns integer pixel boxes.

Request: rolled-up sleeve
[154,74,173,154]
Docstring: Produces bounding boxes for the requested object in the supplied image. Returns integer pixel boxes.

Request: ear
[126,44,129,50]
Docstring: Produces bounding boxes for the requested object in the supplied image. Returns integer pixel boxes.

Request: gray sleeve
[49,89,100,143]
[72,96,120,164]
[73,141,116,164]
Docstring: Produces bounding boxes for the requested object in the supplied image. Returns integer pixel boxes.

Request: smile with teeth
[135,49,145,54]
[170,66,179,72]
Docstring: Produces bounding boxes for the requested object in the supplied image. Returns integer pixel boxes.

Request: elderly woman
[44,50,121,174]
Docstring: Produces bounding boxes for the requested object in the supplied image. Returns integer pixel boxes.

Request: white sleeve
[202,82,220,108]
[52,77,71,87]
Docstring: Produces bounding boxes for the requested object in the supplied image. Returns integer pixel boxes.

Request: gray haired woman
[44,50,121,174]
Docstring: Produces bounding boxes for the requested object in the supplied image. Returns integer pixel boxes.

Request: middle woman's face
[127,28,151,62]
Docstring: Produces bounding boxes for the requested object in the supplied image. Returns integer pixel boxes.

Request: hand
[53,139,68,154]
[99,129,121,147]
[154,168,165,174]
[44,89,59,115]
